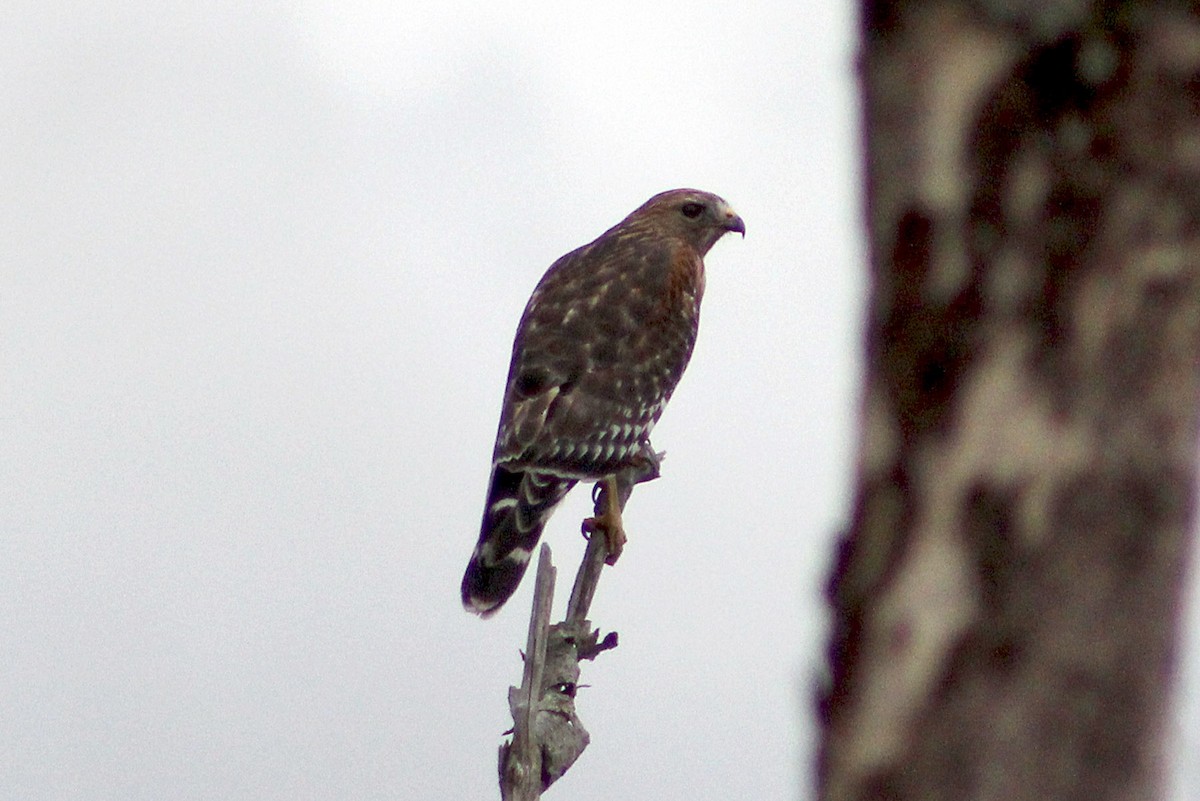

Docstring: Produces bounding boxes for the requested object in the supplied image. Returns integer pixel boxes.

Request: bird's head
[627,188,745,256]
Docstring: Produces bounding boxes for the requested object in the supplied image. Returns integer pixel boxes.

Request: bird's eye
[680,202,704,219]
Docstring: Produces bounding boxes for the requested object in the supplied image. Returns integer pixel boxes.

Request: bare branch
[500,545,555,801]
[565,525,609,624]
[496,449,664,797]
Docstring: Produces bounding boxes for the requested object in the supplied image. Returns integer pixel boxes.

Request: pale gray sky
[2,2,1196,800]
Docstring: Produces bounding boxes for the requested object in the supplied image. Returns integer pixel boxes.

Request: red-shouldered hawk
[462,189,745,616]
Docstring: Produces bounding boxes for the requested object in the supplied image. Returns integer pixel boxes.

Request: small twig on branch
[500,544,555,801]
[497,449,664,798]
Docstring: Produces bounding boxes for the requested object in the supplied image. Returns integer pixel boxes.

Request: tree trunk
[820,3,1200,800]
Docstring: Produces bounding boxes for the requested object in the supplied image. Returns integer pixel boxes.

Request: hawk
[462,188,745,616]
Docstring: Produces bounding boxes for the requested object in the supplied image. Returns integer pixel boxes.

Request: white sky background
[2,2,1197,799]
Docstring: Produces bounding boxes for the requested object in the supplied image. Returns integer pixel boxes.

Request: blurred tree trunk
[820,3,1200,800]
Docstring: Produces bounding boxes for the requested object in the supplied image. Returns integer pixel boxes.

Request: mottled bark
[820,3,1200,800]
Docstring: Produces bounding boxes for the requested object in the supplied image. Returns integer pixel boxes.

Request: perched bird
[462,189,745,616]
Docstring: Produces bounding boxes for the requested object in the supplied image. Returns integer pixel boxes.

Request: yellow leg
[582,475,626,565]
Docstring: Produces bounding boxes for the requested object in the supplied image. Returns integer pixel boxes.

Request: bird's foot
[582,476,626,565]
[582,513,625,566]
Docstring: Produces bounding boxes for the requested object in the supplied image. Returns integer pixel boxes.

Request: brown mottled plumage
[462,189,745,616]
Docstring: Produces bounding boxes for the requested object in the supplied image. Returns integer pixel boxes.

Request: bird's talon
[581,517,598,539]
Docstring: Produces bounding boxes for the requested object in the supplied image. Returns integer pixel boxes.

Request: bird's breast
[661,247,705,323]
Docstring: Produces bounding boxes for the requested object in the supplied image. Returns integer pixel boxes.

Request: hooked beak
[715,198,745,237]
[724,213,746,237]
[723,211,746,237]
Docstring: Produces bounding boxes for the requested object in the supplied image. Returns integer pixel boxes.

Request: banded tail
[462,466,576,616]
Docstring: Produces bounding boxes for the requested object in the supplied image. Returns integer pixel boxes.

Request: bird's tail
[462,466,576,616]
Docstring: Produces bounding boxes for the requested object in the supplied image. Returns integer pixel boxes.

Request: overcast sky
[3,2,1197,799]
